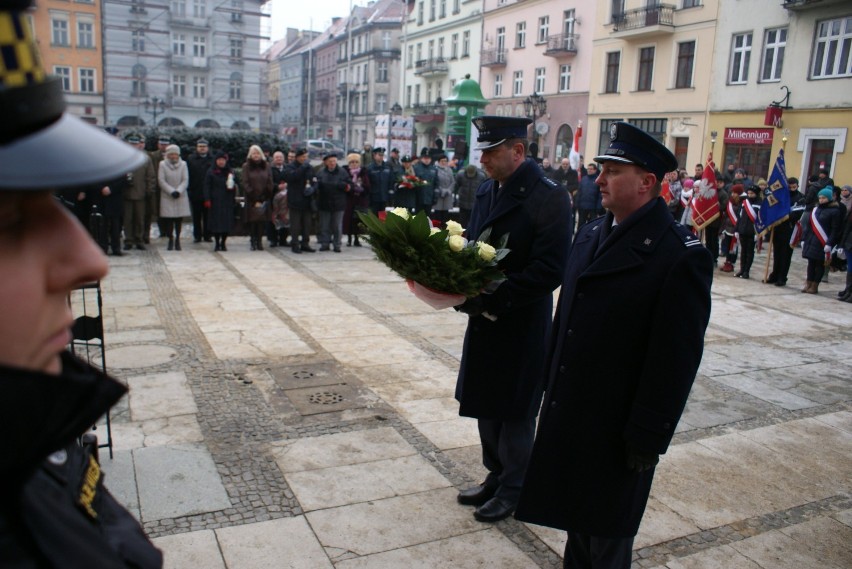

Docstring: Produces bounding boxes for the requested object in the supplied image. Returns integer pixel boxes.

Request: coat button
[550,401,558,408]
[559,365,567,374]
[566,329,574,337]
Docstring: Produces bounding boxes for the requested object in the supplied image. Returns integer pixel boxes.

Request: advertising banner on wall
[374,114,414,157]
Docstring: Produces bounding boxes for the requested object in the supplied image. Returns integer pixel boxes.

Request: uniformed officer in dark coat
[515,122,713,569]
[186,138,214,243]
[454,116,572,523]
[0,3,163,566]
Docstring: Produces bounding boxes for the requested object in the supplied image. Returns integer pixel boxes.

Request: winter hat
[165,144,181,156]
[818,188,834,200]
[731,184,745,196]
[756,178,768,187]
[683,179,694,189]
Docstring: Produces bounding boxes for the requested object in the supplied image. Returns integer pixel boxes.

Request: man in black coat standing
[454,116,572,523]
[515,122,713,569]
[284,148,317,253]
[186,138,214,243]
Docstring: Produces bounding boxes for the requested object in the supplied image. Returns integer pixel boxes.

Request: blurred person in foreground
[0,2,162,566]
[515,122,713,569]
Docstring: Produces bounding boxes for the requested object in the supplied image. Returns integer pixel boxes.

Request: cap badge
[610,123,618,141]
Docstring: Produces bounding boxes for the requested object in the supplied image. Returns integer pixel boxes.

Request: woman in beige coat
[158,144,191,250]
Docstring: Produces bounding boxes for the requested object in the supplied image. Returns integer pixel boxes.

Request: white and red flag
[690,153,721,230]
[569,121,583,171]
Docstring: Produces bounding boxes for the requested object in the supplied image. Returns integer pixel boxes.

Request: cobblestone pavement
[85,229,852,569]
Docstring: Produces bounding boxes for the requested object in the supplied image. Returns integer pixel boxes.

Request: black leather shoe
[135,244,146,251]
[292,246,302,254]
[457,484,497,507]
[775,280,787,287]
[123,243,132,250]
[473,497,516,522]
[302,245,316,253]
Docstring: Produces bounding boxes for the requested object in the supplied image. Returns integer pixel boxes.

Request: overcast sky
[270,0,362,37]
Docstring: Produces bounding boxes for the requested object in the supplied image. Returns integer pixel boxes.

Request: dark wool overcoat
[514,198,713,538]
[203,166,236,234]
[801,202,843,261]
[455,158,572,420]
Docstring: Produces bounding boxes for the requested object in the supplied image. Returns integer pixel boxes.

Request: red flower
[378,210,387,221]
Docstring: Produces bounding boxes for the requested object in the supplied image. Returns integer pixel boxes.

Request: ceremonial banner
[755,149,792,237]
[691,154,720,230]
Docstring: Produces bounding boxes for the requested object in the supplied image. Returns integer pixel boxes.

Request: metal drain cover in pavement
[267,362,380,417]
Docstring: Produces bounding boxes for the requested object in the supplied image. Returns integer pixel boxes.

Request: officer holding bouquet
[454,116,572,522]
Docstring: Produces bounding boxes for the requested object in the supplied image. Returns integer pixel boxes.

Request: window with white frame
[79,68,95,93]
[682,0,700,7]
[729,32,752,84]
[192,35,206,57]
[428,39,434,60]
[54,66,71,91]
[51,14,69,46]
[496,27,505,52]
[172,74,186,97]
[535,67,545,93]
[637,46,654,91]
[230,37,242,59]
[516,21,526,48]
[436,81,442,100]
[406,85,412,108]
[494,73,503,96]
[462,30,470,56]
[377,61,388,82]
[229,72,242,100]
[559,64,571,92]
[416,42,422,61]
[414,84,420,105]
[407,45,413,67]
[429,0,435,21]
[811,17,852,78]
[426,82,432,103]
[172,0,186,17]
[760,28,786,82]
[538,16,549,44]
[192,0,205,18]
[77,19,94,48]
[440,0,446,18]
[172,33,186,55]
[451,33,458,58]
[132,29,145,52]
[513,70,523,96]
[675,40,695,88]
[376,94,387,113]
[605,51,620,93]
[231,0,243,22]
[417,1,423,25]
[382,31,391,49]
[192,75,206,98]
[438,37,444,59]
[131,64,146,96]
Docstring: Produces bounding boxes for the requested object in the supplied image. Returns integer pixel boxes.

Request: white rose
[445,220,464,236]
[477,241,497,262]
[430,227,441,235]
[448,234,466,252]
[391,207,410,219]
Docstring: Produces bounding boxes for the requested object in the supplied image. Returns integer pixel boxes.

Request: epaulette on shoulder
[542,176,559,188]
[671,222,703,248]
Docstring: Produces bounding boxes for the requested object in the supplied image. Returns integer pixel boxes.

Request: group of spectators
[663,163,851,299]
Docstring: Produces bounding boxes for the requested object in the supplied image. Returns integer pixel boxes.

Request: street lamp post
[144,96,167,126]
[523,92,547,148]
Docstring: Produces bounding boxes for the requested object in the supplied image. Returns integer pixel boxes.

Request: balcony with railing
[480,48,507,67]
[167,14,210,29]
[783,0,847,10]
[168,55,209,70]
[414,57,449,77]
[544,33,579,57]
[315,89,330,102]
[611,4,675,39]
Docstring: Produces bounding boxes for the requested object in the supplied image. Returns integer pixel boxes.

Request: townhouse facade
[586,0,720,171]
[479,0,595,163]
[328,0,405,150]
[402,0,484,153]
[31,0,106,125]
[102,0,267,130]
[709,0,851,184]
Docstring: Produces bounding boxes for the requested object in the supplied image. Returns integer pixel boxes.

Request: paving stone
[100,449,140,521]
[730,524,849,569]
[665,544,762,568]
[285,454,452,511]
[152,529,226,569]
[335,528,540,568]
[125,371,198,421]
[216,517,333,569]
[305,488,481,557]
[712,374,819,410]
[134,443,232,521]
[413,416,481,450]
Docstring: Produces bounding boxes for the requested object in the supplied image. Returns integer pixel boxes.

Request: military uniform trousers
[478,416,536,503]
[124,199,146,246]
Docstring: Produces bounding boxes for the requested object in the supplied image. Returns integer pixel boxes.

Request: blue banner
[755,148,792,237]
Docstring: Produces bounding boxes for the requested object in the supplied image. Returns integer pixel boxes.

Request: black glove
[456,295,486,317]
[625,443,659,473]
[171,191,180,199]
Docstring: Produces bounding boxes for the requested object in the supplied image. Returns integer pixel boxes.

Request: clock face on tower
[458,106,467,116]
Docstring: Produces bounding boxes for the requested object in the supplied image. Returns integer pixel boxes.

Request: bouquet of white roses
[357,208,509,309]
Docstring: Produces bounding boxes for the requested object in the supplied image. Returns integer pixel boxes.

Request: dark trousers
[564,532,633,569]
[771,227,794,282]
[704,225,720,258]
[123,199,145,246]
[459,207,472,228]
[289,207,312,247]
[739,236,755,275]
[100,213,122,254]
[477,417,536,503]
[144,191,160,241]
[190,199,210,241]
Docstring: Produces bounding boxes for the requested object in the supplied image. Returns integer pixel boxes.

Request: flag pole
[763,226,774,283]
